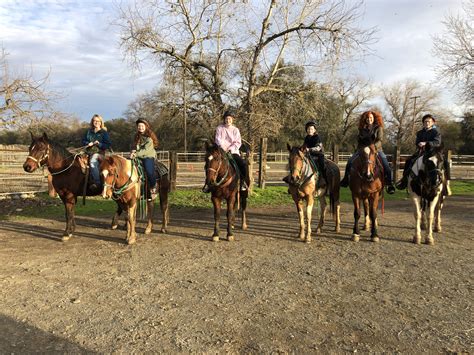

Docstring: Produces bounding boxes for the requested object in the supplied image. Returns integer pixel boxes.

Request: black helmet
[422,114,435,123]
[223,110,235,119]
[305,120,317,131]
[136,118,150,126]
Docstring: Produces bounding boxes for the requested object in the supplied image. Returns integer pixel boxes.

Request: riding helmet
[422,114,435,122]
[305,120,317,131]
[136,118,150,126]
[223,110,235,119]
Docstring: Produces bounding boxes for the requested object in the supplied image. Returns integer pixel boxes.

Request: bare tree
[432,0,474,104]
[382,79,439,152]
[116,0,376,145]
[0,47,61,129]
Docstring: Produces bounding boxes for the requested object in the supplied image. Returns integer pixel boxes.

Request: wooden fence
[1,144,473,196]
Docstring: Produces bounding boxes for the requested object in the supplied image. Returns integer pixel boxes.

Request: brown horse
[287,144,341,243]
[23,132,100,240]
[204,142,248,241]
[348,144,383,242]
[100,155,170,244]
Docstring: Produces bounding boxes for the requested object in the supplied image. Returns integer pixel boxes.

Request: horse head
[100,156,120,199]
[23,132,50,173]
[287,143,307,185]
[204,141,228,187]
[358,144,377,182]
[418,151,444,200]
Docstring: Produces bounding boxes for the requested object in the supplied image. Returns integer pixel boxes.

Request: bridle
[289,150,314,187]
[206,151,230,187]
[103,157,138,198]
[26,143,50,168]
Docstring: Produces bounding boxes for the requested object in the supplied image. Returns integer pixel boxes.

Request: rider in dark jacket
[396,113,450,194]
[303,121,326,181]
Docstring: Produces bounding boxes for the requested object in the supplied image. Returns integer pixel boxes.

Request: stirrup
[386,184,395,194]
[395,177,408,190]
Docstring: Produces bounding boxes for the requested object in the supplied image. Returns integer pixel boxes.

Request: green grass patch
[2,180,473,219]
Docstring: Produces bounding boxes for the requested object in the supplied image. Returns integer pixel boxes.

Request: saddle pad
[155,160,169,177]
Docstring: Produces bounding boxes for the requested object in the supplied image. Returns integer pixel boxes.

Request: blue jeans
[89,153,101,185]
[344,151,392,183]
[141,158,156,189]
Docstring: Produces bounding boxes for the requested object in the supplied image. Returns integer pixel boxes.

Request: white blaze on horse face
[429,155,438,165]
[363,147,371,176]
[208,155,214,161]
[363,146,370,155]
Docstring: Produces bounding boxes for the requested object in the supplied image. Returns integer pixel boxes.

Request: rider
[340,111,395,194]
[283,120,326,184]
[202,110,247,193]
[130,118,159,201]
[82,114,111,191]
[396,113,451,194]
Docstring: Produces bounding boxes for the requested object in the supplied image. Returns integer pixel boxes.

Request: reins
[27,143,82,176]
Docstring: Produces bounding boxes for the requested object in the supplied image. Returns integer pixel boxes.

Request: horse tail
[326,160,340,216]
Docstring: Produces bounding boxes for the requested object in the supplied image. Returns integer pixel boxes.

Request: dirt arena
[0,196,472,353]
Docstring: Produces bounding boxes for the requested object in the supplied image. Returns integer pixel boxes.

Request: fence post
[258,137,268,189]
[393,146,401,182]
[332,144,339,164]
[169,151,177,191]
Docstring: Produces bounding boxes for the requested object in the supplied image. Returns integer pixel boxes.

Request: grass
[2,180,473,219]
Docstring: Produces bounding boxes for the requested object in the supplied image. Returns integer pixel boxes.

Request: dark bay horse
[204,142,248,242]
[349,144,383,242]
[407,148,447,245]
[100,155,169,244]
[287,144,341,243]
[23,133,101,240]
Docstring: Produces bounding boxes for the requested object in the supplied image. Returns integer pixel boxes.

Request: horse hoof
[316,228,322,234]
[413,236,421,244]
[425,238,434,245]
[305,238,312,244]
[127,237,136,245]
[434,227,441,233]
[111,224,118,230]
[61,234,71,242]
[212,236,219,242]
[351,234,360,242]
[242,224,248,231]
[228,235,234,242]
[160,228,166,234]
[335,227,341,233]
[144,228,152,235]
[371,236,380,243]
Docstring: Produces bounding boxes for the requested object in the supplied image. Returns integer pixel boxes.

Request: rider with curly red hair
[340,111,395,194]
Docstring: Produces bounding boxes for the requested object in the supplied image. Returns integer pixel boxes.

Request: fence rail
[1,147,473,195]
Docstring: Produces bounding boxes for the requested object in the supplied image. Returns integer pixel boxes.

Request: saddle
[134,158,169,184]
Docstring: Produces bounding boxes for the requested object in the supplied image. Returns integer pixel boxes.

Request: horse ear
[286,143,291,152]
[42,132,48,140]
[204,140,210,150]
[300,144,307,152]
[30,131,34,141]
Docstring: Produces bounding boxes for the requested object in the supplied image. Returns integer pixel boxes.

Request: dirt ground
[0,195,472,353]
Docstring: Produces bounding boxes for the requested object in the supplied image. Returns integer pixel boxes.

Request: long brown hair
[358,111,383,129]
[134,121,159,149]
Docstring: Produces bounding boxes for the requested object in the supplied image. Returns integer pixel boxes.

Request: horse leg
[363,198,370,231]
[126,202,137,245]
[316,194,326,234]
[370,195,380,242]
[211,197,221,242]
[434,199,443,233]
[241,193,248,230]
[421,209,427,231]
[227,195,236,241]
[294,199,305,240]
[145,200,153,235]
[305,194,314,243]
[412,195,422,244]
[425,196,439,245]
[335,203,341,233]
[159,186,169,233]
[111,203,123,230]
[352,197,360,242]
[62,195,75,241]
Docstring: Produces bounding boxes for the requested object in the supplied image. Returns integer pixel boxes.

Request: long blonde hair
[89,114,107,131]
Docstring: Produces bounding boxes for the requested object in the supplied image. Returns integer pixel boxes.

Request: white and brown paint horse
[100,155,169,245]
[287,144,341,243]
[407,149,447,245]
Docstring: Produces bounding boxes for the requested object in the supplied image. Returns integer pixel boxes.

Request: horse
[407,148,447,245]
[100,155,170,245]
[204,142,248,242]
[23,132,101,240]
[348,144,383,242]
[286,144,341,243]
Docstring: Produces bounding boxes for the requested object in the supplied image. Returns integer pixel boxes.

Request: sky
[0,0,466,122]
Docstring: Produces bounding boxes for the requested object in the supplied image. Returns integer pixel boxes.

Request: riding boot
[240,180,248,191]
[202,183,211,193]
[385,180,396,194]
[148,185,157,201]
[395,175,408,190]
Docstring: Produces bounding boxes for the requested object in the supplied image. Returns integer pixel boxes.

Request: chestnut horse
[286,144,341,243]
[407,148,447,245]
[23,133,101,240]
[349,144,383,242]
[204,142,248,241]
[100,155,170,245]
